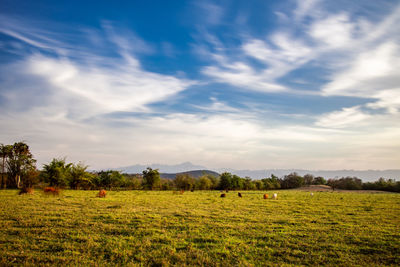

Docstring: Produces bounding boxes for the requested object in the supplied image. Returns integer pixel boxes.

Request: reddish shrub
[98,189,107,198]
[220,193,226,198]
[19,187,34,195]
[263,194,268,199]
[43,187,59,196]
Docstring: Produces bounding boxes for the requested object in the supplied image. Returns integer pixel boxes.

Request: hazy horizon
[1,0,399,170]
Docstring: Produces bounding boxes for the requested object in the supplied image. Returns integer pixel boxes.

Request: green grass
[0,190,399,266]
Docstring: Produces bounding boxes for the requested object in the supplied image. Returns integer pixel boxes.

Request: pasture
[0,190,399,266]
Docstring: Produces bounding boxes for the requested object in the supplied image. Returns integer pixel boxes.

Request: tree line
[1,142,399,192]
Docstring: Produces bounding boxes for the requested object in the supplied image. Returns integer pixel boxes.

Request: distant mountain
[113,162,400,182]
[114,162,207,174]
[160,170,220,179]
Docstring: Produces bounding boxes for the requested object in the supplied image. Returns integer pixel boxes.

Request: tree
[327,178,339,191]
[142,167,160,190]
[175,173,195,190]
[41,158,72,187]
[197,175,213,190]
[254,180,263,190]
[280,172,304,189]
[218,172,232,190]
[97,170,124,190]
[303,174,314,185]
[231,175,244,190]
[0,144,12,189]
[261,175,281,190]
[313,176,326,185]
[160,179,174,190]
[243,177,255,190]
[6,142,36,188]
[22,168,40,188]
[68,163,92,189]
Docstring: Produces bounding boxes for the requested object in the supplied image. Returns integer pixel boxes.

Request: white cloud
[309,13,355,48]
[24,54,192,115]
[294,0,321,21]
[315,106,371,128]
[322,42,400,114]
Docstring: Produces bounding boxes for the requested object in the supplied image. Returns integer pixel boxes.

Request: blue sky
[0,0,399,170]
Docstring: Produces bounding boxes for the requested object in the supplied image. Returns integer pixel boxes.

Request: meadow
[0,190,399,266]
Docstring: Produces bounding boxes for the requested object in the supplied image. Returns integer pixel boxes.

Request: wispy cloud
[0,17,194,119]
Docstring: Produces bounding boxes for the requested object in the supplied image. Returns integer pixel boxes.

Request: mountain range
[114,162,400,182]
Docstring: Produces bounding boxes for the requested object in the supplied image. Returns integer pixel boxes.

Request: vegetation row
[1,142,399,192]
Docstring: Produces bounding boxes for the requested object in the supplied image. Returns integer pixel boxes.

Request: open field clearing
[0,190,399,266]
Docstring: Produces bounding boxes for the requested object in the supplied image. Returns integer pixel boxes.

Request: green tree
[97,170,124,190]
[218,172,232,190]
[280,172,304,189]
[197,175,213,190]
[68,163,92,189]
[6,142,36,188]
[22,169,40,188]
[142,167,160,190]
[160,179,174,190]
[175,173,196,190]
[0,144,12,188]
[243,177,255,190]
[303,174,314,185]
[313,176,326,185]
[254,180,263,190]
[231,175,244,190]
[41,158,72,187]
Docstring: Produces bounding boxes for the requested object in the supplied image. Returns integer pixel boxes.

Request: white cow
[272,193,278,199]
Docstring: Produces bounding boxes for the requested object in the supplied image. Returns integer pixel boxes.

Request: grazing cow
[238,192,242,197]
[220,193,226,198]
[272,193,278,199]
[43,187,59,196]
[263,194,268,199]
[225,190,229,193]
[180,190,185,194]
[98,189,107,198]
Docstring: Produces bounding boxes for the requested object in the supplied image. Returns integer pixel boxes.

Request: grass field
[0,190,399,266]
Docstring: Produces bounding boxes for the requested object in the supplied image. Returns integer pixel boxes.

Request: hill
[160,170,219,179]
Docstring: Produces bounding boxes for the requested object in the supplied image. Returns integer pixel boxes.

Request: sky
[0,0,399,171]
